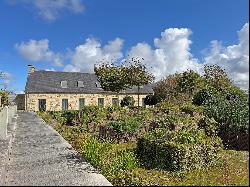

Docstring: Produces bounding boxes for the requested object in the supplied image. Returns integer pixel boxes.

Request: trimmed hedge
[137,129,223,171]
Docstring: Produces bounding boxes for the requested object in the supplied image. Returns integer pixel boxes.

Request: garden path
[0,112,112,186]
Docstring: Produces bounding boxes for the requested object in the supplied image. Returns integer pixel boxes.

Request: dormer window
[61,81,67,88]
[95,82,101,88]
[77,81,84,88]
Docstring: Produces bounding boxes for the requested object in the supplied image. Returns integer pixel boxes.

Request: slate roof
[25,70,154,94]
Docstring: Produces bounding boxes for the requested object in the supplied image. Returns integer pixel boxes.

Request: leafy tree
[94,62,131,105]
[126,57,154,107]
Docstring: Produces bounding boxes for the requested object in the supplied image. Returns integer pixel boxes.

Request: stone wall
[26,93,148,111]
[13,94,25,110]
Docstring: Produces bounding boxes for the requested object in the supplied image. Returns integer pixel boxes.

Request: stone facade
[25,93,148,112]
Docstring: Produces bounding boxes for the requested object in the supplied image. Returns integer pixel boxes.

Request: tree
[126,57,154,107]
[94,61,131,105]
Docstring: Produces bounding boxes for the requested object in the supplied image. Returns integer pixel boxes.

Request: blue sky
[0,0,249,93]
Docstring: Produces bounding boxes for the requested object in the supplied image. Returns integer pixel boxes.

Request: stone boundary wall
[0,106,17,140]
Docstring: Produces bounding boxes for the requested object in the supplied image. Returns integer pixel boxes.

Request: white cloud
[128,28,202,81]
[15,39,63,66]
[204,23,249,90]
[45,68,56,71]
[9,0,84,21]
[15,23,248,90]
[64,37,124,73]
[0,71,13,89]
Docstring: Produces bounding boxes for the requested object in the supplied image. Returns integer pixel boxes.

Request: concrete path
[0,112,112,186]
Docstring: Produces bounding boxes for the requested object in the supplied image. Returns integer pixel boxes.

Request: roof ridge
[37,70,95,75]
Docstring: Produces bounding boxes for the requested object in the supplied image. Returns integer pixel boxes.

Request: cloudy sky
[0,0,248,93]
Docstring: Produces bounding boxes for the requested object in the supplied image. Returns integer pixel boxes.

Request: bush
[180,103,204,116]
[192,89,211,106]
[144,94,160,105]
[137,128,223,171]
[80,106,107,131]
[120,96,135,107]
[61,110,79,125]
[0,90,9,106]
[154,103,180,114]
[107,116,142,138]
[204,90,249,135]
[198,116,219,136]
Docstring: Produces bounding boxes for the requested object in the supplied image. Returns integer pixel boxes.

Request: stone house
[24,65,153,112]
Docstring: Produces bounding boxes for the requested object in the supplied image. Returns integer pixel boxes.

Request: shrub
[204,90,249,135]
[107,116,142,138]
[180,103,204,116]
[120,96,135,107]
[198,116,219,136]
[50,111,67,125]
[137,128,223,171]
[80,106,107,131]
[82,136,112,168]
[192,89,211,106]
[144,94,160,105]
[0,90,9,106]
[154,103,179,114]
[61,110,79,125]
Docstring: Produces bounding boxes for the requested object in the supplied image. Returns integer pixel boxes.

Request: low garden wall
[0,105,17,140]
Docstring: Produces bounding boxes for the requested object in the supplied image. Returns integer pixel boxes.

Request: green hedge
[137,129,223,171]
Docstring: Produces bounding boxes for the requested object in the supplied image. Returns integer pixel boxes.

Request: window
[79,98,85,109]
[142,98,146,107]
[61,81,67,88]
[98,98,104,107]
[77,81,84,88]
[112,98,119,106]
[38,99,46,111]
[62,99,68,110]
[95,82,101,88]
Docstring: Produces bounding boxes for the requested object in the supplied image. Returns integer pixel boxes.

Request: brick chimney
[28,65,36,76]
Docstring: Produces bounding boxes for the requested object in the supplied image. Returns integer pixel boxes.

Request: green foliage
[176,70,202,94]
[61,110,79,125]
[192,89,211,106]
[49,111,67,125]
[153,74,180,102]
[82,136,113,167]
[38,107,248,186]
[0,90,9,106]
[180,103,204,116]
[120,96,135,107]
[94,62,131,93]
[155,103,180,114]
[198,116,219,136]
[201,89,249,134]
[137,128,223,171]
[126,57,154,107]
[203,64,232,91]
[107,116,142,136]
[144,94,160,105]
